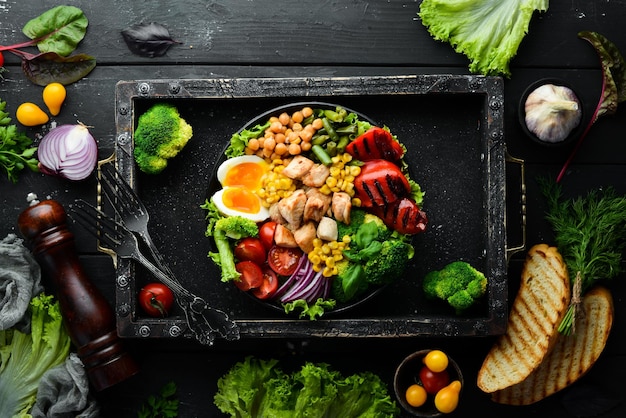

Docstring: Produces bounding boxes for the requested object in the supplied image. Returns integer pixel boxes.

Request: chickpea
[278,112,290,126]
[291,110,304,124]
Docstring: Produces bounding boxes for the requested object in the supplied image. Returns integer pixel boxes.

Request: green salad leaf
[0,294,71,418]
[215,356,399,418]
[419,0,549,77]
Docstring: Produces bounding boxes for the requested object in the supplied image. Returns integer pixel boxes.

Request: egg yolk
[223,162,266,190]
[221,187,261,214]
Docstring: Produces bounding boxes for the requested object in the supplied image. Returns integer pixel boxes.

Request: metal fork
[69,199,239,346]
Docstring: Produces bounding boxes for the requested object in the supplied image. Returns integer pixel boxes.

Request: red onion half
[38,124,98,181]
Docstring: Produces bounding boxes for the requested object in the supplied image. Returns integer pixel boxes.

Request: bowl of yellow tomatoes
[393,349,463,416]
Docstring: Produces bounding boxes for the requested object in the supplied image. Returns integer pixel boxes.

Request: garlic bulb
[524,84,582,143]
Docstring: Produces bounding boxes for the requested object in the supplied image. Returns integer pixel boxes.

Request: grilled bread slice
[477,243,570,393]
[492,286,614,405]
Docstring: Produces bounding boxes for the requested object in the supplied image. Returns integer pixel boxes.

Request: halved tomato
[267,245,303,276]
[234,261,264,291]
[252,267,279,299]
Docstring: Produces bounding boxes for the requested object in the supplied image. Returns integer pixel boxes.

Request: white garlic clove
[524,84,582,143]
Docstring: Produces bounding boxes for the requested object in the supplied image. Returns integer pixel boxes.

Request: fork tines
[69,199,125,249]
[99,163,144,219]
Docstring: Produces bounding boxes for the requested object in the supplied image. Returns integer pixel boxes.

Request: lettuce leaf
[0,294,71,418]
[215,357,400,418]
[419,0,549,77]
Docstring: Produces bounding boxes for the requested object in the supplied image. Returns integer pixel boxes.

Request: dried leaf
[121,22,181,58]
[21,52,96,86]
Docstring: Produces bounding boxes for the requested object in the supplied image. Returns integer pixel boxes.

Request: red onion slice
[38,124,98,181]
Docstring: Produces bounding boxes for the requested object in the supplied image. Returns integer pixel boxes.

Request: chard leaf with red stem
[557,31,626,182]
[121,22,181,58]
[12,50,96,86]
[21,5,88,57]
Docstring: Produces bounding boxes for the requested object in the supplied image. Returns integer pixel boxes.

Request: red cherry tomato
[267,245,303,276]
[419,365,450,395]
[234,260,264,291]
[252,267,279,299]
[139,283,175,317]
[0,52,4,67]
[259,221,277,250]
[234,237,266,265]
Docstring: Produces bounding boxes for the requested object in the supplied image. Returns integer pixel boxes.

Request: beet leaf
[557,32,626,182]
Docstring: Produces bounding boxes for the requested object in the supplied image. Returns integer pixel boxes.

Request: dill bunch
[539,177,626,335]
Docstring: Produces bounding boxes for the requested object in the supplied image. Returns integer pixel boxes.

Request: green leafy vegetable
[18,51,97,86]
[557,32,626,182]
[0,294,71,418]
[282,298,337,320]
[0,99,39,183]
[215,356,400,418]
[137,381,179,418]
[539,178,626,335]
[22,5,88,57]
[419,0,549,77]
[0,5,91,85]
[225,121,271,158]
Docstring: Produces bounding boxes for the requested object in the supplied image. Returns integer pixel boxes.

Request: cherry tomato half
[139,283,175,317]
[419,365,450,395]
[259,221,277,250]
[252,267,279,300]
[267,245,303,276]
[234,260,264,291]
[234,237,266,265]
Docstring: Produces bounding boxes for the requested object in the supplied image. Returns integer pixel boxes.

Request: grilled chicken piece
[317,217,338,242]
[331,192,352,224]
[269,203,287,225]
[278,189,306,230]
[274,223,298,248]
[293,222,317,254]
[304,188,332,222]
[282,155,315,180]
[302,163,330,187]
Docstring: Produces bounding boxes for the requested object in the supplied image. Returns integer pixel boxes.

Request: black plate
[206,101,398,316]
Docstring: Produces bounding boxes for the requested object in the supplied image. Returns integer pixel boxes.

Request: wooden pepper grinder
[18,199,139,391]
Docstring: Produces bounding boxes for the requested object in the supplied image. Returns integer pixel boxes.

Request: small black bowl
[394,349,464,417]
[518,78,584,147]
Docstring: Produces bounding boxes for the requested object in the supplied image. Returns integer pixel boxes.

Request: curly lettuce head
[419,0,549,77]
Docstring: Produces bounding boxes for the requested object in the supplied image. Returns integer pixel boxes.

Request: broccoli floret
[203,204,259,282]
[133,103,193,174]
[363,240,414,286]
[422,261,487,314]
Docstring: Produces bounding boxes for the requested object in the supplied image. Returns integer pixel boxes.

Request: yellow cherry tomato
[405,384,427,407]
[434,380,461,413]
[424,349,449,373]
[16,102,49,126]
[43,82,67,116]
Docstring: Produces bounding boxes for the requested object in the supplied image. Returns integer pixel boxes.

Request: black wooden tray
[112,75,516,340]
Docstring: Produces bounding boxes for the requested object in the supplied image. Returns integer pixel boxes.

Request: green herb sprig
[540,177,626,335]
[137,381,179,418]
[0,99,39,183]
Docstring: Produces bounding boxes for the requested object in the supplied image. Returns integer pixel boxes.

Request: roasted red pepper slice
[354,159,411,207]
[346,127,404,163]
[369,197,428,235]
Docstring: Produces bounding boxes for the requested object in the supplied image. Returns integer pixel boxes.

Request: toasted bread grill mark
[492,286,613,405]
[476,244,570,393]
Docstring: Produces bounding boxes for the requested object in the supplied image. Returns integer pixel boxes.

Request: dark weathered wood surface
[1,1,625,417]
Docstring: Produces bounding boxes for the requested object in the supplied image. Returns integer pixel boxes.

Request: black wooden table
[1,1,625,417]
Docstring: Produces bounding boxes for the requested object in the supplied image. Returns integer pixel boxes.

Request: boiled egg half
[212,155,270,222]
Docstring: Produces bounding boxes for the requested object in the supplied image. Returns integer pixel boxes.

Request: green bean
[312,144,332,165]
[311,134,330,146]
[322,118,339,142]
[323,109,343,123]
[326,141,337,157]
[336,136,350,154]
[335,125,357,135]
